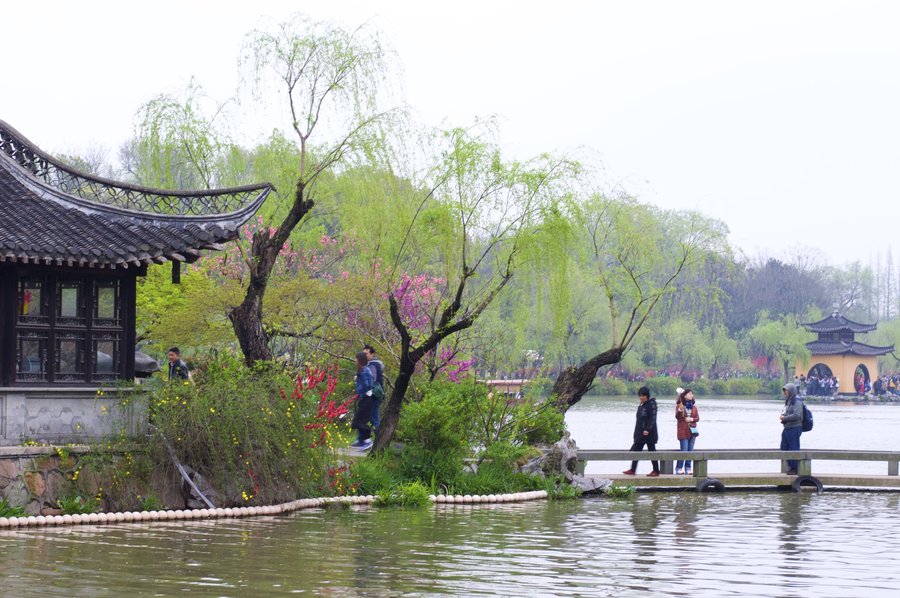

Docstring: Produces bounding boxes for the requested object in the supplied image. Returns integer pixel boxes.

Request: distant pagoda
[797,310,894,394]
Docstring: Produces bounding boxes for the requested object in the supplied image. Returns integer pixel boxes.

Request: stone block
[44,471,69,503]
[23,471,45,498]
[0,459,18,484]
[35,455,59,471]
[1,480,29,507]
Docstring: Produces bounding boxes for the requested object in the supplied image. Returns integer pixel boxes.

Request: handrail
[576,449,900,478]
[577,449,900,460]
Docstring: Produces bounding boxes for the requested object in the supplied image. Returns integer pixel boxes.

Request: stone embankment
[0,491,549,529]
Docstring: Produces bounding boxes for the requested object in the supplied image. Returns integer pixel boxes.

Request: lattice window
[14,276,126,384]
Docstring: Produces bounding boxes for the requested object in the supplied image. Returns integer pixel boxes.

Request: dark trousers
[352,395,375,442]
[630,439,659,472]
[781,426,802,471]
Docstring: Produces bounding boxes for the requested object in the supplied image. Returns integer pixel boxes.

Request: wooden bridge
[576,449,900,492]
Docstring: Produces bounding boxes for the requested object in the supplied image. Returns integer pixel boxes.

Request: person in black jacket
[623,386,660,477]
[166,347,191,382]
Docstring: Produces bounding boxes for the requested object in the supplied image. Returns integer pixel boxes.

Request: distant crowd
[794,373,839,397]
[872,374,900,396]
[794,372,900,397]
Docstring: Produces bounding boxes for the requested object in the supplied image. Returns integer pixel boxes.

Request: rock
[181,466,220,509]
[518,432,610,493]
[572,476,612,494]
[520,432,580,479]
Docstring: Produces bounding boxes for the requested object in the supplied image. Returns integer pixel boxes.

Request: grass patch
[0,497,26,518]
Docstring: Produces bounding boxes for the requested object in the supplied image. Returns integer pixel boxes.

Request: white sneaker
[359,438,373,450]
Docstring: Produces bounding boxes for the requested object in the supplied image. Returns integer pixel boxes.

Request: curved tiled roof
[0,119,272,269]
[802,312,877,333]
[806,340,894,356]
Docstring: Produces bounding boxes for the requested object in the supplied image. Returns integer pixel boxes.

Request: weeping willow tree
[547,194,730,412]
[747,311,812,382]
[373,125,576,449]
[229,15,399,364]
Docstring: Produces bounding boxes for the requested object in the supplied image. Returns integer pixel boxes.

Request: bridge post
[798,459,812,476]
[889,460,899,476]
[693,459,708,478]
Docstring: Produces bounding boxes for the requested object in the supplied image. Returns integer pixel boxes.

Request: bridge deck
[577,449,900,490]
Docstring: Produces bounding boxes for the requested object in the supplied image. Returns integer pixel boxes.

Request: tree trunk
[229,283,272,365]
[550,347,624,413]
[373,355,416,451]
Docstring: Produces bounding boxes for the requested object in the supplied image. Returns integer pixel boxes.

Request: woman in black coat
[623,386,660,476]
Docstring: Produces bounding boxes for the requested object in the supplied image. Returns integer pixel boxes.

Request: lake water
[1,395,899,596]
[568,394,900,475]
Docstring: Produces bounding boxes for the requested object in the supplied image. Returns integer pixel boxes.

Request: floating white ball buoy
[0,517,9,527]
[89,513,100,523]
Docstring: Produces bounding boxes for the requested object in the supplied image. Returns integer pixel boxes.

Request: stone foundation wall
[0,446,182,515]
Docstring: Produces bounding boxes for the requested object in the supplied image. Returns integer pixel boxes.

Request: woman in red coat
[675,388,699,475]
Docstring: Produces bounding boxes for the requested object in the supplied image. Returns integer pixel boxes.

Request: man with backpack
[780,382,805,475]
[363,345,385,432]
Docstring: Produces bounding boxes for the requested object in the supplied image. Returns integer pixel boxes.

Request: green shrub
[728,378,766,394]
[396,444,465,487]
[765,377,785,395]
[542,475,581,500]
[605,484,636,498]
[690,379,710,395]
[477,441,536,469]
[596,378,628,396]
[148,353,351,505]
[711,379,729,394]
[137,494,165,512]
[448,468,545,496]
[396,384,474,449]
[57,493,100,514]
[349,454,398,496]
[0,497,26,518]
[375,481,432,508]
[514,402,565,445]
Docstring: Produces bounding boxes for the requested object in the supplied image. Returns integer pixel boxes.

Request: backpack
[801,402,814,432]
[368,362,384,400]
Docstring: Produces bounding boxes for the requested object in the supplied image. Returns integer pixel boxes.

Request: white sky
[3,0,898,267]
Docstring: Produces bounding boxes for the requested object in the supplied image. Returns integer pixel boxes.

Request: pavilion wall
[0,387,146,446]
[794,355,879,394]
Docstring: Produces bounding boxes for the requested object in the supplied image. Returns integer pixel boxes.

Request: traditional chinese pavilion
[0,119,270,443]
[796,310,894,394]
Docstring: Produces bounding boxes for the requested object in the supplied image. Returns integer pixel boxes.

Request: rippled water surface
[2,396,899,596]
[2,493,899,596]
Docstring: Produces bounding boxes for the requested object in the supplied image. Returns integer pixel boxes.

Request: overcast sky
[3,1,898,267]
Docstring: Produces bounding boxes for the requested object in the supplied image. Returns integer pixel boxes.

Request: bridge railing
[575,449,900,478]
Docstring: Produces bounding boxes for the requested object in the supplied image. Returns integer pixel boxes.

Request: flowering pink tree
[373,127,571,450]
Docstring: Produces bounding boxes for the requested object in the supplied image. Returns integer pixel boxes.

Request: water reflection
[2,493,900,596]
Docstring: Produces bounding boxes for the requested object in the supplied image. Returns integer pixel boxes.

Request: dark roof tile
[0,120,272,269]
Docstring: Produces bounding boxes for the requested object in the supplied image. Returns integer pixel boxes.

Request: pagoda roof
[801,311,877,333]
[806,340,894,357]
[0,119,272,269]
